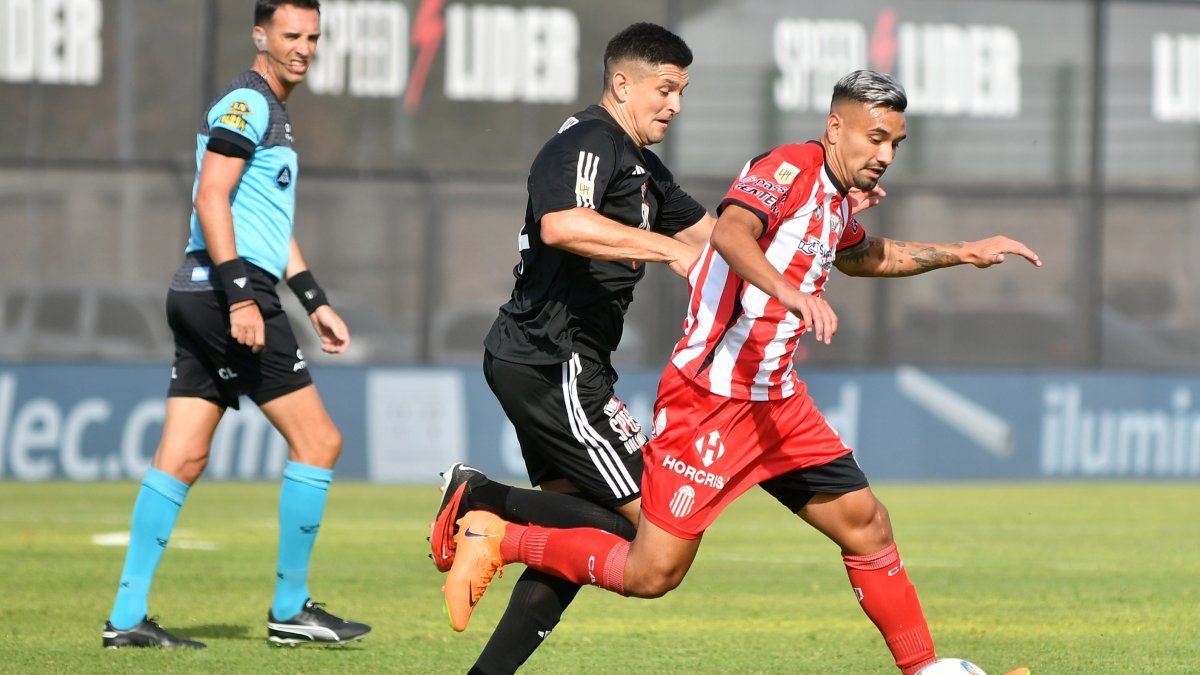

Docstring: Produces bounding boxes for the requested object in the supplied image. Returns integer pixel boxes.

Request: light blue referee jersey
[186,71,298,280]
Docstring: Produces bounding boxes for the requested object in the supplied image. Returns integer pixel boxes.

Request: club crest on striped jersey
[695,430,725,467]
[773,161,800,185]
[669,485,696,518]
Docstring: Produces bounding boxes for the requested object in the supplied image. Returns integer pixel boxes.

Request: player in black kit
[429,23,714,673]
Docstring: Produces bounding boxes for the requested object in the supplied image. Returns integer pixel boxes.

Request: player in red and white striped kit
[446,70,1041,674]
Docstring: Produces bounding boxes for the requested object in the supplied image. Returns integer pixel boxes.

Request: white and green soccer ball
[918,659,987,675]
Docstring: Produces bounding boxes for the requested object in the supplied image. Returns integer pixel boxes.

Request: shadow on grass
[174,623,372,651]
[175,623,253,640]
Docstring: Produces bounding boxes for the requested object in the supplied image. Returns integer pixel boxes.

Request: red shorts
[641,365,853,539]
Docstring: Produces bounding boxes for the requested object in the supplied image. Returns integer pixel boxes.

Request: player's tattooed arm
[836,236,1041,277]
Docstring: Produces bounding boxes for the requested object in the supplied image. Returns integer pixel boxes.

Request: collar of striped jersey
[807,140,849,196]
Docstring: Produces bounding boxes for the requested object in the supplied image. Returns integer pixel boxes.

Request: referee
[103,0,368,648]
[432,22,715,672]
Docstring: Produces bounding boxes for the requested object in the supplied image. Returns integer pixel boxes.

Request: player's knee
[626,564,685,598]
[157,452,208,485]
[295,424,342,467]
[865,499,894,548]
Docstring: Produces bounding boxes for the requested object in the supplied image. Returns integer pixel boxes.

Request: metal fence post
[1078,0,1109,367]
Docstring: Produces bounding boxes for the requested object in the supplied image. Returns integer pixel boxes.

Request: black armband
[287,270,329,314]
[213,258,256,307]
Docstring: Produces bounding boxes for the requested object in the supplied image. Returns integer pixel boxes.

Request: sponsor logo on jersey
[276,166,292,190]
[773,161,800,185]
[694,430,725,468]
[662,455,726,490]
[218,101,251,132]
[798,235,835,271]
[829,212,843,233]
[669,484,696,518]
[733,184,781,215]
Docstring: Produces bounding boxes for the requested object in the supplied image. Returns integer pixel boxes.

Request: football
[918,659,987,675]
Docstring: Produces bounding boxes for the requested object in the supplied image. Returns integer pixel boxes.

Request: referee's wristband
[213,258,255,307]
[287,270,329,315]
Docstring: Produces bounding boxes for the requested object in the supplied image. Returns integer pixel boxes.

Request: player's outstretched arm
[834,235,1042,278]
[541,207,698,276]
[711,204,837,344]
[285,237,350,354]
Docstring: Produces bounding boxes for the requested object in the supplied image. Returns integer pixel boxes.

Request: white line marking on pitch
[896,366,1014,459]
[92,530,220,551]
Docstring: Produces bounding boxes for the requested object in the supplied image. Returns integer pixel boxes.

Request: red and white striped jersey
[670,142,867,401]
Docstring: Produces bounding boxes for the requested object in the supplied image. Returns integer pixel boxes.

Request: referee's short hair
[603,22,693,85]
[255,0,321,26]
[830,70,907,113]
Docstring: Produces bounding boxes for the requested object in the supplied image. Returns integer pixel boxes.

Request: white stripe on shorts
[560,354,637,498]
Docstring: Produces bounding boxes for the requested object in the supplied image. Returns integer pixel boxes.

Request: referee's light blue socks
[272,461,334,621]
[108,468,189,630]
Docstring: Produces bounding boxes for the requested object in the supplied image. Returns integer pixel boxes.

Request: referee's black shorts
[484,350,645,507]
[165,252,312,410]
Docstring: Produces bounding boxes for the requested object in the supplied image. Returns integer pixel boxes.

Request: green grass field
[1,482,1196,674]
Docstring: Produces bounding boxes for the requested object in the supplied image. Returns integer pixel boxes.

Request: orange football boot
[442,510,508,631]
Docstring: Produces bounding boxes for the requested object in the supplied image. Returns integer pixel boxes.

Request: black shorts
[484,351,645,507]
[758,453,871,513]
[166,252,312,410]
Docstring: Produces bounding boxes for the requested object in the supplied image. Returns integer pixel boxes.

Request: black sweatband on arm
[213,258,256,307]
[287,270,329,314]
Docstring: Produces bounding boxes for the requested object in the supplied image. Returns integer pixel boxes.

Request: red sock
[500,523,629,595]
[843,543,936,675]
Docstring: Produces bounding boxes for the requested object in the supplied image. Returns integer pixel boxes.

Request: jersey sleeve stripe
[588,153,600,208]
[575,151,586,207]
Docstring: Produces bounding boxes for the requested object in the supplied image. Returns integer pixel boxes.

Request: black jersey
[485,105,707,366]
